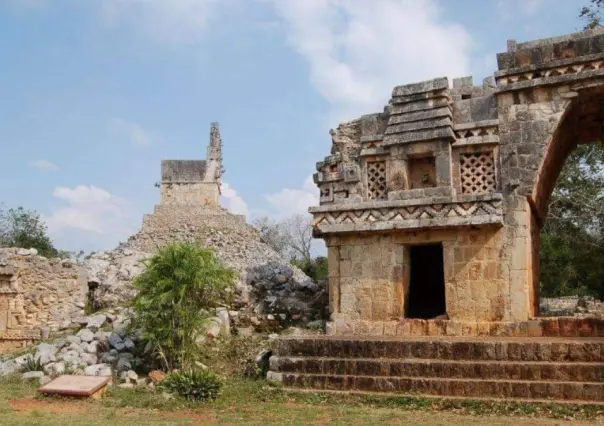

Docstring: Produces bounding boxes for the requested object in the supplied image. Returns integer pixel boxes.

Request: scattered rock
[84,364,112,376]
[149,370,166,384]
[86,314,107,331]
[78,329,95,343]
[108,333,124,351]
[39,375,52,386]
[123,338,135,351]
[22,371,44,380]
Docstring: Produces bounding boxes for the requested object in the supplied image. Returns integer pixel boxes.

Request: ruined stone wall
[0,248,88,341]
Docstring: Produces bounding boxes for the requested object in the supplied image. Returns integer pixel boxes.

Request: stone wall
[308,28,604,335]
[159,182,220,207]
[0,248,88,352]
[326,225,517,329]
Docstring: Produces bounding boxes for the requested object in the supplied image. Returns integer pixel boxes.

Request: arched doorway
[531,88,604,304]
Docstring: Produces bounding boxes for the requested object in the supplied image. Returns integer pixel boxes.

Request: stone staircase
[268,336,604,403]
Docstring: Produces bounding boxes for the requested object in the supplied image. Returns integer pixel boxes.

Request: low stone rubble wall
[540,296,604,317]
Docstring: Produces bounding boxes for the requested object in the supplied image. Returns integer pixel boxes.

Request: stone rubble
[83,215,328,328]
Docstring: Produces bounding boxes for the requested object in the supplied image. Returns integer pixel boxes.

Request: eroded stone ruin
[86,123,324,323]
[0,123,325,354]
[267,28,604,403]
[306,27,604,337]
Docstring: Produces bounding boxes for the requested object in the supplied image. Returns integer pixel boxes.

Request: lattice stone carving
[367,161,387,200]
[460,152,496,194]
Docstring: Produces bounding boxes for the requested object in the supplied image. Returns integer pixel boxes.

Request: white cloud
[100,0,218,44]
[45,185,138,251]
[29,159,58,171]
[271,0,472,124]
[112,118,154,147]
[263,175,319,219]
[220,182,250,218]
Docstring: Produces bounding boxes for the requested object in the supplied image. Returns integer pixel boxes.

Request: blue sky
[0,0,590,252]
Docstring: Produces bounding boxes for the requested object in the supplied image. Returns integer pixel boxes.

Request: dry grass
[0,374,603,425]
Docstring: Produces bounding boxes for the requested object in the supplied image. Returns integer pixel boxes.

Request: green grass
[0,375,602,425]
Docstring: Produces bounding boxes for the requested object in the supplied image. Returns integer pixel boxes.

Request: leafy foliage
[291,256,328,282]
[159,369,223,401]
[22,356,44,372]
[580,0,604,29]
[0,205,60,258]
[131,242,235,371]
[541,144,604,298]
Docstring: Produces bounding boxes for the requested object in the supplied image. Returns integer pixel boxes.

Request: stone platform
[328,317,604,338]
[268,335,604,403]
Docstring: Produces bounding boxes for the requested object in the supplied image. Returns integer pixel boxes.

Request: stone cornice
[310,193,504,235]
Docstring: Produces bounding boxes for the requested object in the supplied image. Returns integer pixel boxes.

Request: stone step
[274,337,604,362]
[274,372,604,402]
[270,356,604,382]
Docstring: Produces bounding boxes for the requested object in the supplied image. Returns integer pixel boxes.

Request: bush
[159,369,223,401]
[22,356,44,372]
[131,242,235,371]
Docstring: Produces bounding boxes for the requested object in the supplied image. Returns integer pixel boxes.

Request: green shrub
[159,369,223,401]
[22,356,44,372]
[131,242,235,371]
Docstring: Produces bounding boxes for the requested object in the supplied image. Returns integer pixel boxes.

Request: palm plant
[131,242,235,371]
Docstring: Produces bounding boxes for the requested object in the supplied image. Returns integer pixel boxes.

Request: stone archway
[531,88,604,222]
[526,88,604,309]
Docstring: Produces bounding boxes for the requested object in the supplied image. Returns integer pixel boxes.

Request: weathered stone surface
[0,247,88,353]
[309,28,604,332]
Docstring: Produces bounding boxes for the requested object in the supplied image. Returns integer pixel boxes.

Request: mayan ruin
[4,2,604,422]
[266,27,604,402]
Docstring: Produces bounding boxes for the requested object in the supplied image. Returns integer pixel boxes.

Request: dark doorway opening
[407,244,446,319]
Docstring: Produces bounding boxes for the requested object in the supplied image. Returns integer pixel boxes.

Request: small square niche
[408,156,437,189]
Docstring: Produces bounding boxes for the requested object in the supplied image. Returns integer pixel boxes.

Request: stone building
[160,122,223,207]
[309,27,604,336]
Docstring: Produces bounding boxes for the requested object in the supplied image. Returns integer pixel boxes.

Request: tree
[0,205,59,258]
[580,0,604,29]
[540,144,604,298]
[252,216,288,257]
[282,214,313,264]
[131,242,235,371]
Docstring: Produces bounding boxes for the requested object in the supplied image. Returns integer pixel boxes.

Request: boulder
[85,341,99,354]
[84,364,112,376]
[149,370,166,384]
[205,317,221,338]
[78,329,95,343]
[80,353,98,366]
[22,371,44,380]
[86,314,107,331]
[35,343,58,365]
[218,308,230,336]
[123,338,135,351]
[53,362,66,375]
[108,333,124,351]
[66,335,82,345]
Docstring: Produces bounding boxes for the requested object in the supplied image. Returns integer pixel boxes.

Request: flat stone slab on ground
[38,375,111,398]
